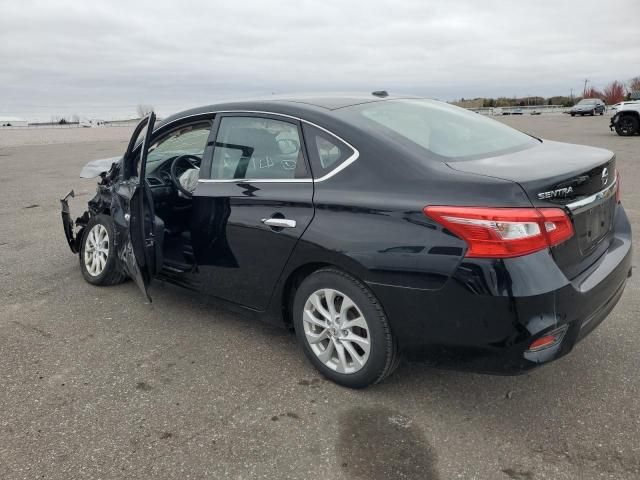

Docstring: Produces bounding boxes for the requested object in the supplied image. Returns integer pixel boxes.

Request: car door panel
[190,180,314,310]
[113,112,160,301]
[185,113,315,310]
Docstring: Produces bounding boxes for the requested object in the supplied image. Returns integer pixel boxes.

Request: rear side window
[302,124,355,177]
[210,116,308,180]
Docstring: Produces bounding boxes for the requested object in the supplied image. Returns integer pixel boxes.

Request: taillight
[423,206,574,258]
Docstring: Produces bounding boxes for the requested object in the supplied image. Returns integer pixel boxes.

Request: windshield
[578,99,597,105]
[338,99,537,160]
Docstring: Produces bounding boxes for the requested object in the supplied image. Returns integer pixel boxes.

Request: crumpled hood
[80,156,122,178]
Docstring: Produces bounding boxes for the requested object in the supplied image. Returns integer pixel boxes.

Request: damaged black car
[61,94,632,388]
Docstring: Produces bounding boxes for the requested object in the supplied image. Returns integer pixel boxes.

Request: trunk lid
[447,140,617,279]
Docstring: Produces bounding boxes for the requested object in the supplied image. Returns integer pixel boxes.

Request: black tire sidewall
[292,269,393,388]
[616,116,639,136]
[79,214,120,285]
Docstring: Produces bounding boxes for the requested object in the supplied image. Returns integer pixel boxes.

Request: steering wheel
[170,154,201,198]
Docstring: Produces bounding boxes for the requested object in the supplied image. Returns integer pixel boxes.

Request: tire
[570,113,575,117]
[614,115,639,136]
[79,214,127,286]
[591,109,596,116]
[292,268,399,388]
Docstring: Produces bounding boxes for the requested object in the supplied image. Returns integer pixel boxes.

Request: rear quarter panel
[281,138,535,292]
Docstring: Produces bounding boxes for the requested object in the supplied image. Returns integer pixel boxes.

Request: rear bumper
[369,204,632,374]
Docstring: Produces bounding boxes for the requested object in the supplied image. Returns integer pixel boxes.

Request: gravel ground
[0,115,639,480]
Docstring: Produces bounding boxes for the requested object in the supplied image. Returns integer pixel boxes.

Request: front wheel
[615,115,639,136]
[79,214,127,285]
[293,268,399,388]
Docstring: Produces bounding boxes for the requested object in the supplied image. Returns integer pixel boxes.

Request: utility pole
[583,79,589,96]
[570,88,574,104]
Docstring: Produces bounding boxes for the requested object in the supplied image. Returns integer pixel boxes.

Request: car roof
[157,92,421,129]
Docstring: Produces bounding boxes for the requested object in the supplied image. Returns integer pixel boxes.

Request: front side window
[210,117,307,180]
[147,123,212,164]
[337,99,537,160]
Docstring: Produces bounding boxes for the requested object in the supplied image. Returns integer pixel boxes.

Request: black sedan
[61,93,632,388]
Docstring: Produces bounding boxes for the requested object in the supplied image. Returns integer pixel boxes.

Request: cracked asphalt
[0,114,639,479]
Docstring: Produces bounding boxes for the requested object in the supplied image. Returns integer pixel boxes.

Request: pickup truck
[610,102,640,136]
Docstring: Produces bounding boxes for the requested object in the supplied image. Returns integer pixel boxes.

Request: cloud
[1,0,638,119]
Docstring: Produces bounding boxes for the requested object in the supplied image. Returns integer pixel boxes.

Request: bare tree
[628,76,640,94]
[136,104,154,117]
[602,81,626,105]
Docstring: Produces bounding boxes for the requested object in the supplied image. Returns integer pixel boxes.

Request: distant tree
[58,118,68,125]
[583,86,604,99]
[71,114,80,123]
[136,104,154,117]
[628,76,640,93]
[602,81,626,105]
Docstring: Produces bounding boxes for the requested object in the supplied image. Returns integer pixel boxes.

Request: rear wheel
[615,115,639,136]
[293,268,399,388]
[79,215,126,285]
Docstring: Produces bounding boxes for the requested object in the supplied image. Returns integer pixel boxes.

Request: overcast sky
[1,0,639,120]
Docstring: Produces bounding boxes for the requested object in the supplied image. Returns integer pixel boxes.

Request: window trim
[150,110,359,184]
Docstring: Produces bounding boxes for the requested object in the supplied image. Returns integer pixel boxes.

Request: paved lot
[0,115,639,479]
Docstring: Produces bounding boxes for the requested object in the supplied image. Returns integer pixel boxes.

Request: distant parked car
[501,107,523,116]
[570,99,606,116]
[610,102,640,136]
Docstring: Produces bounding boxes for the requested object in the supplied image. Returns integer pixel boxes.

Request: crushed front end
[60,160,121,253]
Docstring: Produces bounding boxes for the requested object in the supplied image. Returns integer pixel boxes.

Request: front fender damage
[60,160,120,254]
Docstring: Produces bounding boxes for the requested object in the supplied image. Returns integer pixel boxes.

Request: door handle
[261,218,297,228]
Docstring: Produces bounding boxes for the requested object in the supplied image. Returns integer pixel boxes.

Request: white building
[0,116,28,127]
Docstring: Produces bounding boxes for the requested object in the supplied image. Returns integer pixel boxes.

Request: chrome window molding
[155,110,359,184]
[199,178,312,184]
[566,179,617,212]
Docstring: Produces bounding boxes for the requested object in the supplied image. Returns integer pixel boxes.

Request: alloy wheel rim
[84,224,109,277]
[303,288,371,374]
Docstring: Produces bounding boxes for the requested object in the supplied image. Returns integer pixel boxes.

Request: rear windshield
[338,99,537,160]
